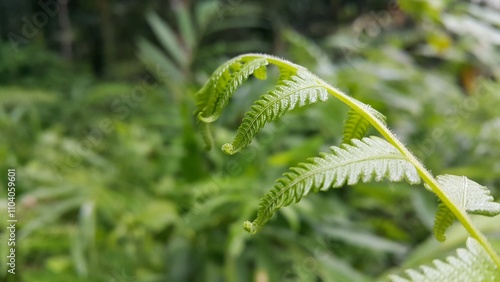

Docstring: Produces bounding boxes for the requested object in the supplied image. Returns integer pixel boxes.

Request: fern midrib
[316,79,500,268]
[461,176,468,209]
[259,152,407,217]
[236,84,325,146]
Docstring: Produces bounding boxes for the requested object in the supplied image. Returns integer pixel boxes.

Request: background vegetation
[0,0,499,281]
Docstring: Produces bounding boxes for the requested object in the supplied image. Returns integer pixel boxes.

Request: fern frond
[197,53,500,271]
[342,106,386,144]
[243,136,421,234]
[222,68,328,155]
[388,237,500,282]
[426,175,500,242]
[196,56,269,123]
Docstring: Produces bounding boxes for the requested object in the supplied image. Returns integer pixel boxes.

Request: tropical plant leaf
[196,55,269,123]
[195,1,219,29]
[222,68,328,155]
[146,12,187,67]
[174,1,196,50]
[137,38,183,80]
[387,237,500,282]
[342,107,386,144]
[426,175,500,242]
[243,136,421,234]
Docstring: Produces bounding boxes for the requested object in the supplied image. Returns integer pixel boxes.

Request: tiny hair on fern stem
[195,53,500,270]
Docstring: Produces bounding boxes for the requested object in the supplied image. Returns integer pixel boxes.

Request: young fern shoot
[195,53,500,280]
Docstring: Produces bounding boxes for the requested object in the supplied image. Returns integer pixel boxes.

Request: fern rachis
[195,53,500,279]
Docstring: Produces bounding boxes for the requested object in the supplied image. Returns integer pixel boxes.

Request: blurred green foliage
[0,0,499,281]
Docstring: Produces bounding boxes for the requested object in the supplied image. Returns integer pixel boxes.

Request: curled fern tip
[222,143,237,155]
[243,221,257,234]
[197,112,217,123]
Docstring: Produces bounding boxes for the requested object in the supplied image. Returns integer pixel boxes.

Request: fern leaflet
[253,64,267,80]
[243,136,421,234]
[433,202,456,242]
[342,106,386,144]
[426,175,500,242]
[388,237,500,282]
[223,68,328,155]
[196,56,269,123]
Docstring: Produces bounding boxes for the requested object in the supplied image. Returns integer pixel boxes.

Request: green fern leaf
[222,68,328,155]
[243,136,421,234]
[433,202,456,242]
[196,56,269,123]
[253,65,267,80]
[342,107,386,144]
[388,237,500,282]
[426,175,500,242]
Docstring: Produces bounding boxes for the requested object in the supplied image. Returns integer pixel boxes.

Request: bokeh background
[1,0,500,281]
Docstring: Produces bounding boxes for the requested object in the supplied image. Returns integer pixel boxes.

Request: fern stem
[318,80,500,269]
